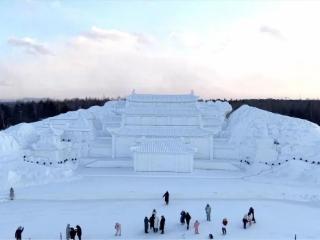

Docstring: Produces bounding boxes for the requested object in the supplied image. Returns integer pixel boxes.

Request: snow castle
[108,91,214,172]
[26,91,243,172]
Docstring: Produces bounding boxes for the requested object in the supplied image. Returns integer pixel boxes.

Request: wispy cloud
[7,37,52,55]
[259,25,284,39]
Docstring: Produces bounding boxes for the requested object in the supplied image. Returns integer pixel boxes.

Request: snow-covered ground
[0,168,320,239]
[1,101,320,239]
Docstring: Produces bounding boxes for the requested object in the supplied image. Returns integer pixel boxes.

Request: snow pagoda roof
[127,93,198,103]
[131,139,196,154]
[123,107,200,116]
[108,126,213,137]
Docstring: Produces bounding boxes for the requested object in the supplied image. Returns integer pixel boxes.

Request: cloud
[2,18,320,100]
[259,25,284,39]
[81,26,153,45]
[7,37,52,55]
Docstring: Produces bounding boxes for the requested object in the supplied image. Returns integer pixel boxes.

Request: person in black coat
[76,225,82,240]
[159,216,165,234]
[185,212,191,230]
[248,207,256,223]
[15,226,24,240]
[69,227,76,240]
[180,210,186,224]
[163,191,169,205]
[144,216,149,233]
[149,214,155,232]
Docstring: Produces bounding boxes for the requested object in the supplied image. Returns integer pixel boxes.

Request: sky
[0,0,320,99]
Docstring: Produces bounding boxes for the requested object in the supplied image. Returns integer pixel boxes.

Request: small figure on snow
[222,218,228,235]
[15,226,24,240]
[208,233,214,239]
[69,227,76,240]
[159,216,165,234]
[163,191,169,205]
[66,224,71,240]
[205,203,211,221]
[10,187,14,200]
[180,210,186,224]
[114,222,121,236]
[194,220,200,234]
[185,212,191,230]
[149,214,155,232]
[242,214,249,229]
[154,215,159,233]
[152,209,157,217]
[248,207,256,223]
[144,216,149,233]
[76,225,82,240]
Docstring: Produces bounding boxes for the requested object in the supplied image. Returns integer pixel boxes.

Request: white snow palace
[27,91,237,173]
[107,91,215,172]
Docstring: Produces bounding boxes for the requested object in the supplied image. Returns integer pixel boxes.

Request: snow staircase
[80,157,133,168]
[195,159,240,171]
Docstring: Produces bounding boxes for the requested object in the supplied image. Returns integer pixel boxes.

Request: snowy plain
[1,103,320,239]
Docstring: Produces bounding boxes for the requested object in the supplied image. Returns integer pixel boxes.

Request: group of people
[242,207,256,229]
[11,190,256,239]
[66,224,82,240]
[144,209,166,234]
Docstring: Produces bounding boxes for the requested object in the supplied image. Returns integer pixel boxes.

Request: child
[115,222,121,236]
[222,218,228,235]
[194,220,200,234]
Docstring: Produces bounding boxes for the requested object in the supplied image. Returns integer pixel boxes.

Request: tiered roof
[127,93,198,103]
[109,126,212,137]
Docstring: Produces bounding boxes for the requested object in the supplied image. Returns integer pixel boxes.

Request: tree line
[0,98,319,131]
[0,98,111,130]
[228,99,320,126]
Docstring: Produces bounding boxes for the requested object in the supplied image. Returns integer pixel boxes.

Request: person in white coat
[154,215,159,233]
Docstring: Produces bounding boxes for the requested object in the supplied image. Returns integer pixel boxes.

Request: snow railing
[22,155,78,167]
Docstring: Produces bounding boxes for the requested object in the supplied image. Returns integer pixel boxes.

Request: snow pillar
[112,135,116,159]
[209,136,214,160]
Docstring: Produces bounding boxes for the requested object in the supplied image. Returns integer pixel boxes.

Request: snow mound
[226,105,320,146]
[0,132,20,156]
[5,123,39,148]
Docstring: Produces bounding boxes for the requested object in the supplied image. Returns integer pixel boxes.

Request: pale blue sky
[1,0,320,99]
[0,1,271,55]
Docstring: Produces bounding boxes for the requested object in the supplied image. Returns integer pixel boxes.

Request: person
[163,191,169,205]
[15,226,24,240]
[115,222,121,236]
[185,212,191,230]
[154,215,159,233]
[194,220,200,234]
[247,213,253,226]
[180,210,186,224]
[152,209,157,217]
[159,215,165,234]
[242,214,248,229]
[248,207,256,223]
[144,216,149,233]
[222,218,228,235]
[208,233,214,239]
[66,224,71,240]
[10,187,14,200]
[76,225,82,240]
[205,204,211,221]
[69,227,76,240]
[149,214,155,232]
